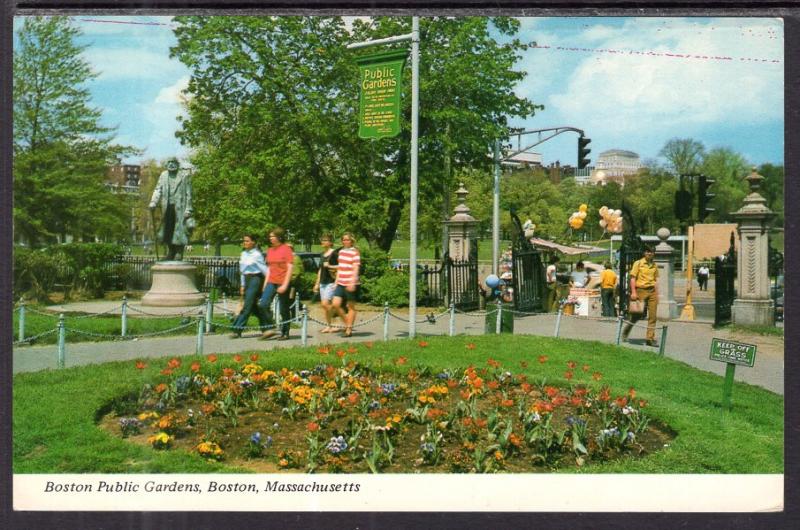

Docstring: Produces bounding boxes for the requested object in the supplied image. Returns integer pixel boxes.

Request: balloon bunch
[523,218,536,239]
[598,206,623,234]
[568,204,588,230]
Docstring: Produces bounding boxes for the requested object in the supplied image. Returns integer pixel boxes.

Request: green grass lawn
[13,334,783,474]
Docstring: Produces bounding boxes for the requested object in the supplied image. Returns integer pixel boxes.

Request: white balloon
[578,211,587,219]
[599,219,607,228]
[613,209,622,217]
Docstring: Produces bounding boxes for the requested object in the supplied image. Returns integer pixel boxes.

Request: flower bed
[101,348,673,473]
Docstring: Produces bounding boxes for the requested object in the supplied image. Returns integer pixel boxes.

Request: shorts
[333,283,360,303]
[319,283,336,302]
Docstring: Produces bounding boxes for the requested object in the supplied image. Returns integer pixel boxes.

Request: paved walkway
[13,300,784,395]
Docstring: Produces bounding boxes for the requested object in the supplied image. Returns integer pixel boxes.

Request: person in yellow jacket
[599,262,618,317]
[622,247,659,346]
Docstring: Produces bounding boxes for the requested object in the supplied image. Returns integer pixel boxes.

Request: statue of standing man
[149,157,195,261]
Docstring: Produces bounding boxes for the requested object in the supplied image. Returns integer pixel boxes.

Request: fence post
[121,295,128,338]
[615,315,624,345]
[554,308,563,338]
[383,302,390,341]
[57,313,66,369]
[301,305,309,347]
[205,295,213,334]
[449,302,455,337]
[196,315,205,356]
[659,326,668,356]
[18,300,26,343]
[495,299,502,334]
[222,293,228,314]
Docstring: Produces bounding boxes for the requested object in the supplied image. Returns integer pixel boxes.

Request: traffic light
[674,189,693,221]
[577,135,591,169]
[697,175,715,221]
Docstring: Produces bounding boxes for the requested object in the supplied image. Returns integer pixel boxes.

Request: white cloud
[155,76,190,105]
[521,17,783,136]
[83,47,186,81]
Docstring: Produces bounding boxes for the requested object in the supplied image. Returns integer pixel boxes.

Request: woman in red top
[332,232,360,338]
[258,227,294,340]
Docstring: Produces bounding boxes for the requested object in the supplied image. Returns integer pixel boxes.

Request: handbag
[629,299,644,314]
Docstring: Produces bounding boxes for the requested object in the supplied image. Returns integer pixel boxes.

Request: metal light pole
[348,17,420,338]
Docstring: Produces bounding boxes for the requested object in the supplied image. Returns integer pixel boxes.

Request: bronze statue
[149,157,195,261]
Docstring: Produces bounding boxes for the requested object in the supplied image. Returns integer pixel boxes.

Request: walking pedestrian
[697,264,710,291]
[230,234,269,338]
[331,232,360,338]
[622,246,659,346]
[545,255,560,312]
[600,261,618,317]
[258,227,294,341]
[313,233,340,333]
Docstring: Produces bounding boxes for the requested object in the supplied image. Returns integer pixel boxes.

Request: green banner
[356,50,407,139]
[709,338,757,367]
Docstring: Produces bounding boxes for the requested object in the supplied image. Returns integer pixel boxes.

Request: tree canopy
[13,16,135,247]
[171,16,541,251]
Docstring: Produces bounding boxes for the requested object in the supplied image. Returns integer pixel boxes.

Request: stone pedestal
[142,261,205,307]
[445,182,478,262]
[731,168,776,327]
[654,228,678,319]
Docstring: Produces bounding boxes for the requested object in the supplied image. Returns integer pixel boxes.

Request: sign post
[356,50,407,139]
[348,17,420,338]
[709,338,757,410]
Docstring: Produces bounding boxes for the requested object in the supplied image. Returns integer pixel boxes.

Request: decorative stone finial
[656,227,670,241]
[449,182,477,223]
[745,166,764,193]
[655,227,673,253]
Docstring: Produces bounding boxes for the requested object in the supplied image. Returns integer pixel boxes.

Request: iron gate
[714,231,737,327]
[510,209,546,312]
[446,242,480,311]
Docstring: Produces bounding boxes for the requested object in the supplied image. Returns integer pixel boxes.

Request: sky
[13,15,785,167]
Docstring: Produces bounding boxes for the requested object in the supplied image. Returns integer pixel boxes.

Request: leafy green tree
[700,147,749,222]
[757,163,784,226]
[13,16,135,247]
[659,137,705,176]
[171,16,540,252]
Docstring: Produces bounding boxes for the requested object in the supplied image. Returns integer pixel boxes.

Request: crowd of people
[230,228,360,340]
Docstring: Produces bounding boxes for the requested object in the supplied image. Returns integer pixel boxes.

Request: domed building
[591,149,643,186]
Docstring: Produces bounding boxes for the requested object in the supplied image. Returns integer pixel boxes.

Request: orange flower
[336,350,346,358]
[190,362,201,372]
[538,355,548,364]
[582,364,590,372]
[365,341,374,348]
[307,422,320,432]
[488,380,500,390]
[418,341,429,348]
[250,354,259,362]
[466,343,476,350]
[446,379,458,388]
[501,399,514,407]
[509,433,522,447]
[487,358,500,368]
[201,403,216,415]
[544,386,559,398]
[533,400,554,414]
[135,361,146,370]
[222,368,235,378]
[317,346,330,355]
[207,354,218,363]
[628,387,637,399]
[233,354,243,363]
[167,357,181,369]
[460,390,471,400]
[494,450,504,461]
[570,396,583,407]
[639,399,648,408]
[426,408,444,420]
[160,368,173,376]
[519,361,528,369]
[566,360,577,369]
[615,396,628,408]
[592,372,603,381]
[475,418,488,428]
[472,378,483,389]
[462,417,473,427]
[521,382,532,394]
[551,395,567,407]
[598,387,611,402]
[348,346,358,354]
[574,387,588,397]
[564,370,574,380]
[347,392,360,405]
[155,383,168,394]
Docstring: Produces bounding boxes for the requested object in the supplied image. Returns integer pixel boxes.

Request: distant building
[106,159,141,194]
[591,149,643,186]
[502,151,543,169]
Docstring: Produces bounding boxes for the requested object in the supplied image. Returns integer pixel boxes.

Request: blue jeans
[259,283,291,336]
[232,274,267,334]
[601,288,616,317]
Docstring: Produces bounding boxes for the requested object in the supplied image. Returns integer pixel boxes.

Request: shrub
[361,269,428,307]
[13,247,74,302]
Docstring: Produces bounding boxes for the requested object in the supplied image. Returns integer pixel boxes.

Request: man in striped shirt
[332,232,360,338]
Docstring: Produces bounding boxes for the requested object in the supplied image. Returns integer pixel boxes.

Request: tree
[171,16,540,251]
[699,147,749,222]
[659,138,705,176]
[13,17,135,247]
[757,163,784,226]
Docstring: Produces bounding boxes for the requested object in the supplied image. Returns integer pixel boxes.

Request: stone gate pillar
[444,183,478,261]
[654,227,678,319]
[731,168,776,326]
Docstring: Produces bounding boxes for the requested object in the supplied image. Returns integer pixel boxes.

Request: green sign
[709,338,757,367]
[356,50,407,139]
